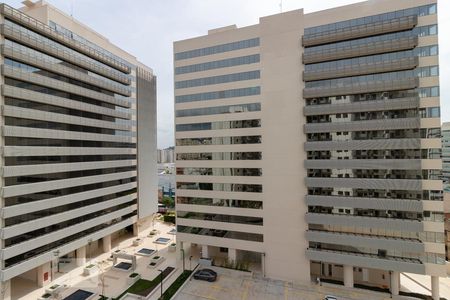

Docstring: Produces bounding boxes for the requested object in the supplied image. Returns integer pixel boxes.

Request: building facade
[443,122,450,185]
[174,0,444,298]
[157,147,175,163]
[0,1,157,297]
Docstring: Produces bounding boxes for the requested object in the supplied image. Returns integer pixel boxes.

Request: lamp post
[189,256,193,271]
[180,248,185,272]
[87,238,93,264]
[158,269,164,300]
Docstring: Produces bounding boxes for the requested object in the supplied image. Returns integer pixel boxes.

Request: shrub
[160,270,192,300]
[163,214,175,224]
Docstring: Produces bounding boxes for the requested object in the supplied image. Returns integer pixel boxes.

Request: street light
[180,248,185,272]
[87,238,93,264]
[189,256,193,271]
[158,269,164,300]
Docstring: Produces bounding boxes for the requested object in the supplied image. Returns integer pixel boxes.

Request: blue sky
[4,0,449,148]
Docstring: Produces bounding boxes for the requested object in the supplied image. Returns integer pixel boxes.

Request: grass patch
[160,270,192,300]
[127,279,157,295]
[113,267,174,299]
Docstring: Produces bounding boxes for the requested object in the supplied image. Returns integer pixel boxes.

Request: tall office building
[443,122,450,185]
[174,0,444,298]
[0,1,157,297]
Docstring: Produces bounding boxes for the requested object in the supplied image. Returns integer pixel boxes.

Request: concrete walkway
[400,272,450,299]
[14,220,178,300]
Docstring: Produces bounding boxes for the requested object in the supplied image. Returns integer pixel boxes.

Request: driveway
[173,266,398,300]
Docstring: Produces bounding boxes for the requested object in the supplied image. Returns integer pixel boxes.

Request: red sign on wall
[44,272,49,281]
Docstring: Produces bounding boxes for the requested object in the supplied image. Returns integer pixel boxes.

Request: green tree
[162,196,175,208]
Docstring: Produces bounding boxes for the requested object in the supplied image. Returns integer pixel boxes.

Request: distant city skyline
[5,0,449,148]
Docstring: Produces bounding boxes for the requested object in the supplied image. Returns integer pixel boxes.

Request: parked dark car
[193,268,217,282]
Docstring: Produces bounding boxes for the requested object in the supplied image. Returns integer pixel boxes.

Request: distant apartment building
[443,122,450,185]
[157,147,175,163]
[174,0,444,298]
[0,1,157,297]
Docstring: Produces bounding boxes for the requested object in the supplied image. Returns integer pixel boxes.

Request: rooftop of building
[174,0,436,47]
[17,0,153,74]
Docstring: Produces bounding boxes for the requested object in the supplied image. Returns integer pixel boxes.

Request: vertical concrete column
[228,248,237,262]
[343,265,354,288]
[133,223,139,236]
[76,246,86,267]
[36,263,50,287]
[261,253,266,277]
[102,235,112,253]
[390,271,400,296]
[0,280,11,300]
[201,245,209,258]
[431,276,440,300]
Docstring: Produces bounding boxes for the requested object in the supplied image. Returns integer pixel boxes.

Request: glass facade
[443,124,450,186]
[176,136,261,146]
[176,167,262,176]
[305,70,417,89]
[175,86,260,103]
[304,2,443,271]
[4,39,131,93]
[305,45,438,72]
[176,103,260,117]
[177,197,263,209]
[177,182,262,193]
[175,54,260,74]
[176,152,262,161]
[304,25,437,55]
[178,211,263,225]
[175,119,261,131]
[304,4,436,35]
[4,19,129,81]
[175,38,259,60]
[0,5,142,274]
[175,70,260,89]
[177,225,263,242]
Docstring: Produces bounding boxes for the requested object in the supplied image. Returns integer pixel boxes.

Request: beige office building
[174,0,444,298]
[0,1,157,298]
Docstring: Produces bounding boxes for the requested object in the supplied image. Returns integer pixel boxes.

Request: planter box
[132,238,143,246]
[148,229,159,237]
[45,284,63,294]
[168,243,176,252]
[148,256,165,269]
[83,264,97,276]
[38,293,52,300]
[108,249,124,261]
[127,273,141,285]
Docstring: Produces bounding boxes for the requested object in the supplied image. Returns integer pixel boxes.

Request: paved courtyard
[175,267,450,300]
[13,219,181,300]
[173,266,413,300]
